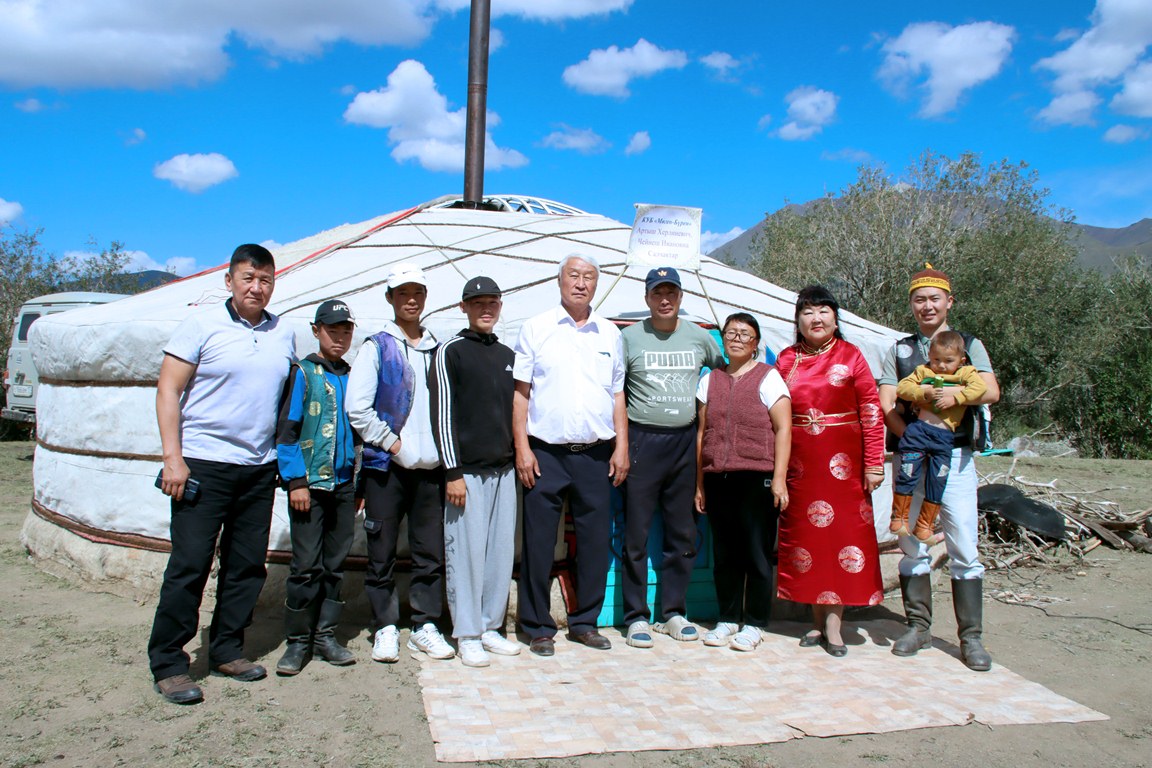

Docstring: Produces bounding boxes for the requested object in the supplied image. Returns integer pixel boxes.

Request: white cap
[385,262,428,290]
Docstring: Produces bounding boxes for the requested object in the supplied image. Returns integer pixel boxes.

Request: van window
[17,312,41,342]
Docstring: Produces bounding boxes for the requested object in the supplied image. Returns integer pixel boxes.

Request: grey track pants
[444,468,517,639]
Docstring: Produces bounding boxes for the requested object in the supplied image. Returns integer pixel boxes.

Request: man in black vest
[877,264,1000,671]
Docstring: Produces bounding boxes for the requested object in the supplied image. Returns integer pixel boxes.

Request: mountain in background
[710,204,1152,274]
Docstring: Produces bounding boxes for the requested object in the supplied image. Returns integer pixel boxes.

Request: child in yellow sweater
[890,331,987,542]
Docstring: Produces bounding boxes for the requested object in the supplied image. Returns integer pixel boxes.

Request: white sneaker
[458,638,490,668]
[652,615,699,642]
[407,623,456,660]
[372,625,400,663]
[704,622,739,647]
[481,630,521,656]
[626,621,655,649]
[731,625,764,652]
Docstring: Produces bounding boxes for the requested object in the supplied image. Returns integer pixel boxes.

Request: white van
[3,292,129,424]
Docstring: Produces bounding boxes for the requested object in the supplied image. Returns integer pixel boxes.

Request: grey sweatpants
[445,468,517,639]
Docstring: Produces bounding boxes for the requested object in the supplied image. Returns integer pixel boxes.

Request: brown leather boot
[889,493,913,535]
[913,500,942,543]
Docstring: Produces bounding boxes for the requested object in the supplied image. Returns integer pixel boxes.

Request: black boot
[952,578,992,671]
[892,574,933,656]
[276,602,314,676]
[313,599,356,666]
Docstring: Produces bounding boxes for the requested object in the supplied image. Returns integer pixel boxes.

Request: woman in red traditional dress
[775,286,885,657]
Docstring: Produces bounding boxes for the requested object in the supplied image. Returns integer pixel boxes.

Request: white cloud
[153,153,239,193]
[701,51,739,78]
[777,87,838,141]
[125,127,147,146]
[879,21,1015,117]
[344,59,527,172]
[14,97,44,112]
[0,0,437,89]
[489,28,505,53]
[1037,0,1152,92]
[0,197,24,225]
[1037,90,1102,125]
[1036,0,1152,124]
[757,114,773,130]
[1103,124,1148,142]
[109,249,197,276]
[700,226,743,254]
[624,130,651,155]
[62,247,196,276]
[822,148,874,164]
[563,39,688,97]
[540,125,609,154]
[1112,61,1152,116]
[432,0,632,21]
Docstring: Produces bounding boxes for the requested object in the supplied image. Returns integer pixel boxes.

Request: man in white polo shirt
[513,253,629,656]
[149,244,297,704]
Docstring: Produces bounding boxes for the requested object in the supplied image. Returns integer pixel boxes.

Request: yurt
[23,195,903,600]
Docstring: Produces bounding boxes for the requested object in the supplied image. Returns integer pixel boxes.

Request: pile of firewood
[977,457,1152,570]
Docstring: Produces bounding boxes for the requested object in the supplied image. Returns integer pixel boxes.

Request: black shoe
[566,630,612,650]
[529,637,555,657]
[276,641,311,676]
[821,638,848,657]
[799,631,823,648]
[314,636,356,666]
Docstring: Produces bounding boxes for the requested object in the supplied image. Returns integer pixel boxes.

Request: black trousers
[702,470,780,627]
[622,423,699,625]
[362,464,445,630]
[518,439,613,638]
[147,458,277,681]
[285,481,356,611]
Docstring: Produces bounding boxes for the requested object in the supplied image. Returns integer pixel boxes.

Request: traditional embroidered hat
[909,263,951,294]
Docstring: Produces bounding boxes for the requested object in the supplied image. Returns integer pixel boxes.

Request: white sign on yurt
[627,204,702,269]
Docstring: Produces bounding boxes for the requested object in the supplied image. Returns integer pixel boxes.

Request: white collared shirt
[513,305,625,444]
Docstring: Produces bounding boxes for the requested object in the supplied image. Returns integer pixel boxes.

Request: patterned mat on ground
[417,619,1107,762]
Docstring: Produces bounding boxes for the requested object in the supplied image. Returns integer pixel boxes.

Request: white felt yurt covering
[23,195,902,594]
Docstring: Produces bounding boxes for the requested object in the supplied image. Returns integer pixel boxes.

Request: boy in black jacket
[430,277,520,667]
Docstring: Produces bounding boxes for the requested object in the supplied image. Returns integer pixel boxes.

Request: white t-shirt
[513,305,625,444]
[165,301,297,465]
[696,365,790,409]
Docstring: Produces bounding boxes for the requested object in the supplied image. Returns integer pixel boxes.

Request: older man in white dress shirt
[513,253,629,656]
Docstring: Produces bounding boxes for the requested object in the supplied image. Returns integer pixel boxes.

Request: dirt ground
[1,441,1150,768]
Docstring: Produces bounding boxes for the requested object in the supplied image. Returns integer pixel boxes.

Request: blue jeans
[896,446,984,580]
[895,420,955,503]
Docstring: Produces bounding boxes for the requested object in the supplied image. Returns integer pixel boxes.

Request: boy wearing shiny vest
[275,299,359,675]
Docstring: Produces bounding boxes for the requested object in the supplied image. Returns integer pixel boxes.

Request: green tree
[2,227,133,439]
[748,150,1105,440]
[1051,254,1152,458]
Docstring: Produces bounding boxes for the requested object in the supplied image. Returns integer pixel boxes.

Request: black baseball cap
[645,267,682,292]
[314,299,355,325]
[461,276,503,300]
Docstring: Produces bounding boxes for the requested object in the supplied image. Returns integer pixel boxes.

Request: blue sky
[1,0,1149,275]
